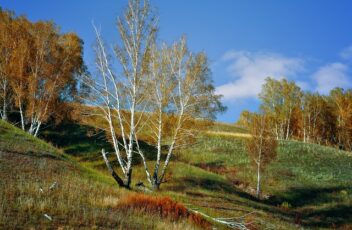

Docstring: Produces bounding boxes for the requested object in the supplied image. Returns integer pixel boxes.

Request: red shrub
[188,212,211,229]
[118,193,211,229]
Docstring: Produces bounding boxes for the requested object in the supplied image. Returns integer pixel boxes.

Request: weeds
[117,194,211,229]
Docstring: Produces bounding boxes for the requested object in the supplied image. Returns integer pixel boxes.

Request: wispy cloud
[312,62,352,94]
[340,45,352,60]
[215,50,305,101]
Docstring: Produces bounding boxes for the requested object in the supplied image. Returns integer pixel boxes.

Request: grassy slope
[3,119,352,229]
[178,134,352,228]
[41,121,352,229]
[0,120,203,229]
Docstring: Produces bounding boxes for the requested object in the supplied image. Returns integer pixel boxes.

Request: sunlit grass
[0,120,62,157]
[0,120,217,229]
[3,119,351,229]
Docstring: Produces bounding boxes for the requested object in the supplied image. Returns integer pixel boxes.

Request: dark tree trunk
[102,149,129,189]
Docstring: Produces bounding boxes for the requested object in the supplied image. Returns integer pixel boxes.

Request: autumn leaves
[239,78,352,151]
[241,77,352,198]
[0,10,84,136]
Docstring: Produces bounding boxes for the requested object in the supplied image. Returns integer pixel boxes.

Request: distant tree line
[237,77,352,151]
[0,9,85,136]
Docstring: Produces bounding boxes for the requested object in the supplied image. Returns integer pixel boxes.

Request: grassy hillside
[0,120,61,158]
[2,120,352,229]
[0,120,209,229]
[179,133,352,228]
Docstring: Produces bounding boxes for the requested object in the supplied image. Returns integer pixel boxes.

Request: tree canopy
[0,9,85,136]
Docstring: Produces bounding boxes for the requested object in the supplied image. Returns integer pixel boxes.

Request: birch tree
[81,0,224,189]
[301,93,326,143]
[81,0,157,189]
[329,88,352,150]
[236,110,253,129]
[246,114,277,199]
[8,16,32,130]
[259,78,302,140]
[24,22,83,136]
[135,38,225,189]
[0,10,15,120]
[4,14,84,136]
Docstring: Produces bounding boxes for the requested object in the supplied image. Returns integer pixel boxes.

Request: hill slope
[2,120,352,229]
[0,120,206,229]
[41,121,352,229]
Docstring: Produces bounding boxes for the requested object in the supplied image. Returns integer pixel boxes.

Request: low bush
[117,193,211,229]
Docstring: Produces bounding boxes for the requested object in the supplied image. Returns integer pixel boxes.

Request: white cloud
[312,62,352,94]
[340,45,352,60]
[215,50,304,101]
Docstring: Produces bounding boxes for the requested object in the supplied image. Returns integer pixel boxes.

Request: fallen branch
[49,181,57,190]
[189,208,252,230]
[43,214,53,221]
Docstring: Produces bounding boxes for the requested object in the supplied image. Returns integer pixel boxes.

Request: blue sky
[2,0,352,122]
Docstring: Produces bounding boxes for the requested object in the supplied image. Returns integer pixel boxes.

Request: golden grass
[205,130,252,138]
[0,151,125,229]
[0,145,212,228]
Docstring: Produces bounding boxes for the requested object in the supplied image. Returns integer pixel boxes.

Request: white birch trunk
[19,102,25,131]
[256,162,261,199]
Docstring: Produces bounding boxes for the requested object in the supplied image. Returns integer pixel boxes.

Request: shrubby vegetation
[117,194,211,229]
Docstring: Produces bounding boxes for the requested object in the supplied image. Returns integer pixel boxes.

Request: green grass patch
[9,120,352,229]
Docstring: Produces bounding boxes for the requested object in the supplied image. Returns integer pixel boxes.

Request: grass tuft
[117,193,211,229]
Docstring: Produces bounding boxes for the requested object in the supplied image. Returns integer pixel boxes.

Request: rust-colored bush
[188,212,211,229]
[117,194,211,229]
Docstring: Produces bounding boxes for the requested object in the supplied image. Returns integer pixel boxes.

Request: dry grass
[205,130,251,138]
[0,150,208,229]
[0,151,123,229]
[1,120,213,229]
[3,115,352,229]
[117,194,212,229]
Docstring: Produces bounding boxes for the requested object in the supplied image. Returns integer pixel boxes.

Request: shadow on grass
[266,186,351,207]
[167,175,300,226]
[172,176,258,202]
[40,122,172,164]
[41,123,112,157]
[300,204,352,228]
[193,160,225,169]
[173,176,352,228]
[265,186,352,228]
